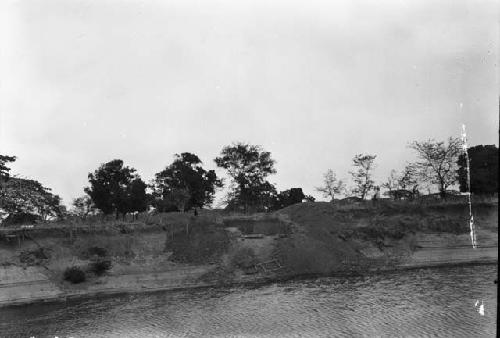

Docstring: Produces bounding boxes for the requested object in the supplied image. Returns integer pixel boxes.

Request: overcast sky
[1,0,498,206]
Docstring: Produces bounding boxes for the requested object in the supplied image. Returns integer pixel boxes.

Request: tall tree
[152,152,222,212]
[316,169,345,202]
[409,137,461,198]
[215,142,276,212]
[127,178,149,213]
[457,144,498,195]
[349,154,377,200]
[0,155,16,181]
[85,159,147,218]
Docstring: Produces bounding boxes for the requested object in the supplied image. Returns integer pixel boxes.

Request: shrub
[89,259,112,276]
[2,212,41,226]
[19,248,50,265]
[63,266,86,283]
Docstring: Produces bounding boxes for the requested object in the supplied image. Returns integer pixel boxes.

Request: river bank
[0,200,497,308]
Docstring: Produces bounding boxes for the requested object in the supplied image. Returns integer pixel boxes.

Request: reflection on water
[0,265,497,337]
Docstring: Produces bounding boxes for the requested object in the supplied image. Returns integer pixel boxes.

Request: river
[0,265,497,337]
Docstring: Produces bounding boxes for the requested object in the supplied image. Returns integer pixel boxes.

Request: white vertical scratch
[461,124,477,249]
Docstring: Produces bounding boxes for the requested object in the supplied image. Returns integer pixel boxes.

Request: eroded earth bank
[0,200,497,307]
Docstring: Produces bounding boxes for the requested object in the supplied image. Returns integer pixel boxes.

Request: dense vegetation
[0,156,64,224]
[0,138,497,224]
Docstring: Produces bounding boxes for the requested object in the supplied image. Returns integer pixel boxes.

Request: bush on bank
[63,266,86,284]
[89,259,112,276]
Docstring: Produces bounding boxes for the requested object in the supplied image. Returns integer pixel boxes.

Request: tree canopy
[85,159,148,218]
[0,155,16,181]
[215,142,276,212]
[349,154,377,200]
[409,137,461,198]
[1,155,64,223]
[152,152,222,212]
[1,177,64,221]
[316,169,345,202]
[71,195,96,219]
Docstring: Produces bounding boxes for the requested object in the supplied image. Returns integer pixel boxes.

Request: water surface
[0,265,497,337]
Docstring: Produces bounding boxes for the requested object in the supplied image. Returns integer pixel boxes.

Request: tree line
[77,143,316,219]
[316,138,498,202]
[0,138,498,223]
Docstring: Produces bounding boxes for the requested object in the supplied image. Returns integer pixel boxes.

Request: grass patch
[165,219,229,264]
[73,235,136,259]
[230,247,258,269]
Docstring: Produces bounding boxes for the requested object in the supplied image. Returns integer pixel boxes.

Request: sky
[0,0,498,207]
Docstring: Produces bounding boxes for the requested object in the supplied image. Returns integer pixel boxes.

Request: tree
[127,178,149,214]
[152,152,222,212]
[349,154,377,200]
[1,177,64,221]
[316,169,346,202]
[215,142,276,212]
[381,166,420,200]
[457,144,498,195]
[166,188,190,212]
[409,138,461,198]
[0,155,16,181]
[71,195,96,219]
[85,159,147,218]
[0,156,64,222]
[398,163,421,198]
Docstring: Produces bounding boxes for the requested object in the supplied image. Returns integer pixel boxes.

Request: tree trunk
[439,180,446,199]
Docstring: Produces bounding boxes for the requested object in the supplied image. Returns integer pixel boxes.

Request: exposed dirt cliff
[0,200,497,307]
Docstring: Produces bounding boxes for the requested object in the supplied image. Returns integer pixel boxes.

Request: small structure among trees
[271,188,306,210]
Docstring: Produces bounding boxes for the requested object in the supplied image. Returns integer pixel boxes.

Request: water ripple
[0,265,496,337]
